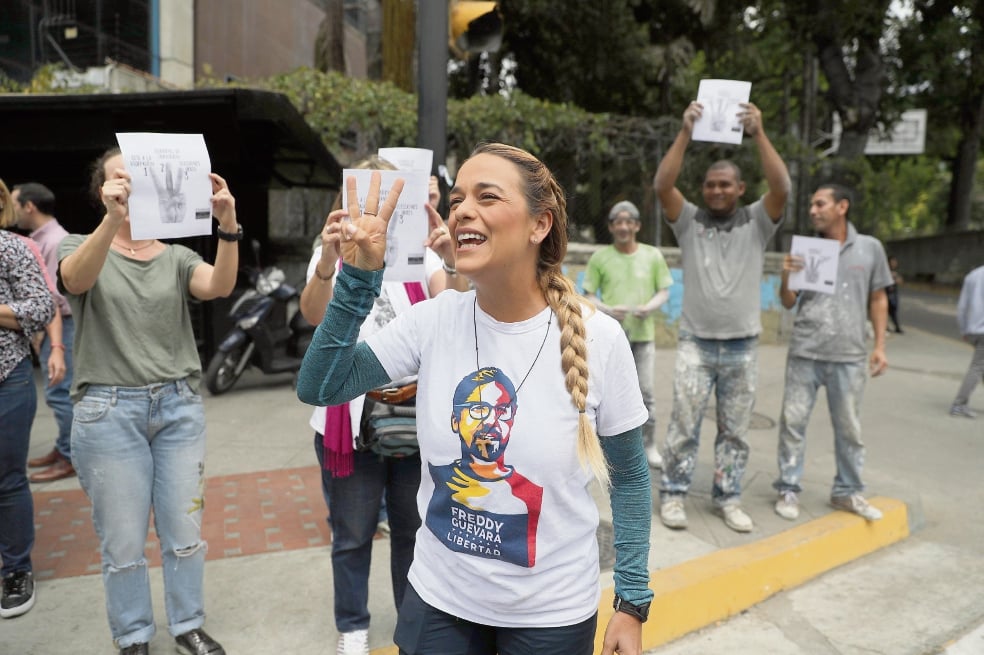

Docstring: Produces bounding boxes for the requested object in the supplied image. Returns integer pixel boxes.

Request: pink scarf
[322,280,427,476]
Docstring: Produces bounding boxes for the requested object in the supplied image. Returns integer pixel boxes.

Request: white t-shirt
[366,290,648,627]
[306,247,441,438]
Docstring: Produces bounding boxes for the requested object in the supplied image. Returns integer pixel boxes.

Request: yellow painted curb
[370,497,908,654]
[595,496,909,652]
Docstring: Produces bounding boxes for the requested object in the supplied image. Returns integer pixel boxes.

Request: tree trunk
[810,1,890,169]
[382,0,415,92]
[314,0,346,73]
[946,93,984,231]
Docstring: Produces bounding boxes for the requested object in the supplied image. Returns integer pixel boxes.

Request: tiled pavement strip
[31,466,332,582]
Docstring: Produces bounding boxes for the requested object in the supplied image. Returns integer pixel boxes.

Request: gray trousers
[953,334,984,407]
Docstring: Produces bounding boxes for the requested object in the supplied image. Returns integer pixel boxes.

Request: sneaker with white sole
[719,504,753,532]
[659,497,687,529]
[775,491,800,520]
[337,629,369,655]
[645,443,663,469]
[830,494,882,521]
[949,404,977,419]
[1,571,35,619]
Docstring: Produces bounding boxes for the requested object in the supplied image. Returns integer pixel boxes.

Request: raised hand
[423,202,455,270]
[336,171,405,271]
[737,102,763,137]
[101,167,131,224]
[209,173,237,232]
[317,208,347,272]
[683,101,703,133]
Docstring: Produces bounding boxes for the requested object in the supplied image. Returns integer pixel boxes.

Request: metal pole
[416,0,448,176]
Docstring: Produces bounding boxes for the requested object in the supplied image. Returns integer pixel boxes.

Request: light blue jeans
[774,356,868,498]
[661,332,758,505]
[630,341,658,448]
[71,380,208,647]
[40,316,74,459]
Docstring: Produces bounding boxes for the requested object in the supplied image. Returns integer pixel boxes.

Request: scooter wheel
[205,345,248,395]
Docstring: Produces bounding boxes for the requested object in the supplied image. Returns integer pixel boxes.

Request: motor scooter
[204,241,314,395]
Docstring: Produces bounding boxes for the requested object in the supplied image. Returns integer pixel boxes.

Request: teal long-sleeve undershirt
[601,427,655,607]
[296,264,391,406]
[295,264,653,606]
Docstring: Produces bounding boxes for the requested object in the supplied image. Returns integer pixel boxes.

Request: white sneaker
[660,498,687,529]
[337,629,369,655]
[949,404,977,419]
[830,494,882,521]
[775,491,800,520]
[645,443,663,469]
[719,504,754,532]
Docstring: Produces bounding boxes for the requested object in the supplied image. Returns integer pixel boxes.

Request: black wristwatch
[613,594,651,623]
[217,224,243,241]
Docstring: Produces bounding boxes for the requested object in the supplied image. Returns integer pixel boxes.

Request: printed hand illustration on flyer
[342,167,429,282]
[116,132,214,240]
[788,235,840,294]
[692,79,752,145]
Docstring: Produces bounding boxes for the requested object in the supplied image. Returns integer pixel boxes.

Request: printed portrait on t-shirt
[426,367,543,567]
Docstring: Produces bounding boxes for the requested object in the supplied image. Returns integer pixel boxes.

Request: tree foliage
[898,1,984,231]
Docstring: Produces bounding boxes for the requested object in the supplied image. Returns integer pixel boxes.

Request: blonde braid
[542,270,610,486]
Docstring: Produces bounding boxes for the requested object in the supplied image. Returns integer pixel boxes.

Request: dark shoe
[120,643,149,655]
[1,571,35,618]
[28,448,59,468]
[29,455,76,483]
[176,628,226,655]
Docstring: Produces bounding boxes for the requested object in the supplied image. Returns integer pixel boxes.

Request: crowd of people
[1,99,978,655]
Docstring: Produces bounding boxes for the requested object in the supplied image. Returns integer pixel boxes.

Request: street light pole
[416,0,448,176]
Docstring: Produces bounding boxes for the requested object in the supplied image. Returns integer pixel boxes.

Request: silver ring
[363,210,377,217]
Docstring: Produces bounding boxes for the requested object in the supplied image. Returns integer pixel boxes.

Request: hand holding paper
[787,236,839,294]
[101,167,131,225]
[691,79,752,145]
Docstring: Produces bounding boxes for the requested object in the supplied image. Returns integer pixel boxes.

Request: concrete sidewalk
[6,324,980,655]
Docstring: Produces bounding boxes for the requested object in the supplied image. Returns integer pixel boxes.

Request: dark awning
[0,87,341,233]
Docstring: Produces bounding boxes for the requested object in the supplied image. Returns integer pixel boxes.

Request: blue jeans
[0,357,36,577]
[72,380,208,647]
[40,316,74,459]
[314,433,421,633]
[775,356,868,498]
[661,332,758,505]
[395,584,597,655]
[631,341,658,447]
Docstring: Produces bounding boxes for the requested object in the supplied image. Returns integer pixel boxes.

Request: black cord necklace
[473,296,552,399]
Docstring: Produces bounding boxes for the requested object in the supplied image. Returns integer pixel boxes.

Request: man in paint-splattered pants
[652,100,790,533]
[773,183,891,523]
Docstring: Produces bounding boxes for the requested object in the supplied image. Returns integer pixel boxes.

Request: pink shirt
[29,219,71,317]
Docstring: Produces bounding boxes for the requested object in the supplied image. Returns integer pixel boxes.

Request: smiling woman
[297,142,654,655]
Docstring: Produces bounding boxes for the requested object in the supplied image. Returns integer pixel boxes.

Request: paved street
[647,287,984,654]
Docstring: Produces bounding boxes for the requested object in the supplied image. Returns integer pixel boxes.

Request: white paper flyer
[788,235,840,294]
[115,133,213,240]
[692,79,752,145]
[342,168,429,282]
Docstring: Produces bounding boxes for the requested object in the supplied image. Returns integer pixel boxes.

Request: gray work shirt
[789,223,892,363]
[670,198,781,339]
